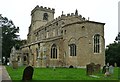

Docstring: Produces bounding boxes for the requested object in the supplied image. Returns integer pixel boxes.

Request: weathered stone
[86,63,101,75]
[94,64,101,73]
[86,63,94,75]
[12,61,18,69]
[20,5,105,68]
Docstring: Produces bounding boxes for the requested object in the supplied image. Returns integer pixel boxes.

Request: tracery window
[69,44,76,56]
[94,34,100,53]
[51,44,57,59]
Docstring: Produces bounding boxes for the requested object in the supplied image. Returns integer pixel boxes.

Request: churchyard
[6,66,119,80]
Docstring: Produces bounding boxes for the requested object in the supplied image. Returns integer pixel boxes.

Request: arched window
[36,48,39,59]
[17,56,20,61]
[94,34,100,53]
[51,44,57,59]
[23,56,27,61]
[43,13,48,20]
[69,44,76,56]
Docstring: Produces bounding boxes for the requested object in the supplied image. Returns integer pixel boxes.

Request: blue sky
[0,0,119,46]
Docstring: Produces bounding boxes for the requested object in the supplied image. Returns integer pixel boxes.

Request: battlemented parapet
[30,5,55,33]
[31,5,55,15]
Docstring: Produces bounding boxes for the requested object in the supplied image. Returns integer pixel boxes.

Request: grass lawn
[6,66,119,80]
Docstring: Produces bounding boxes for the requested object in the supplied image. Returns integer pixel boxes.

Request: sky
[0,0,119,46]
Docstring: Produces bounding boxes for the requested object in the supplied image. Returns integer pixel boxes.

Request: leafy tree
[105,32,120,67]
[15,39,27,50]
[0,14,20,64]
[115,32,120,42]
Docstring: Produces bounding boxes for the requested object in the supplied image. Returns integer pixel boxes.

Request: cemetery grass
[6,66,119,80]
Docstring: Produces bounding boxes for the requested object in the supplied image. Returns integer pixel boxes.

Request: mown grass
[6,66,119,80]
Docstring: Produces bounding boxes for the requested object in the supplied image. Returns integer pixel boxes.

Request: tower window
[69,44,76,56]
[43,13,48,20]
[51,44,57,59]
[94,34,100,53]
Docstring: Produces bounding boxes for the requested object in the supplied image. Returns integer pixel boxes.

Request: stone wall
[21,6,105,67]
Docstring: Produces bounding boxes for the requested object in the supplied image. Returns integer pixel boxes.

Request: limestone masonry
[20,5,105,67]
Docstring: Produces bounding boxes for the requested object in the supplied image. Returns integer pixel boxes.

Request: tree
[105,32,120,67]
[0,14,20,64]
[115,32,120,42]
[15,39,27,50]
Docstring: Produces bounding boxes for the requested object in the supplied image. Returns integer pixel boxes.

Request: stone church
[21,5,105,67]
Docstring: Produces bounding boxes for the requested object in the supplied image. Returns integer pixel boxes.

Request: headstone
[94,64,101,73]
[22,66,34,80]
[109,65,114,74]
[12,61,18,69]
[86,63,101,75]
[86,63,94,75]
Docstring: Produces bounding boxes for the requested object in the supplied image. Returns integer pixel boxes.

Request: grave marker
[109,65,114,74]
[22,66,34,80]
[86,63,94,75]
[86,63,101,75]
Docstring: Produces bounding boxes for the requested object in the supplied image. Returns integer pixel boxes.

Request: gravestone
[86,63,94,75]
[109,65,114,74]
[12,61,18,69]
[22,66,34,80]
[94,64,101,73]
[86,63,101,75]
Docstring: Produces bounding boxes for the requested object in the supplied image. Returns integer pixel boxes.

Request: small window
[43,13,48,20]
[51,44,57,59]
[61,30,63,34]
[64,30,66,34]
[82,26,85,29]
[56,23,58,26]
[69,44,76,56]
[17,56,20,61]
[24,56,27,61]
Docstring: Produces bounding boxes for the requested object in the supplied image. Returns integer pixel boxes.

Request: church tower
[27,5,55,43]
[30,5,55,31]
